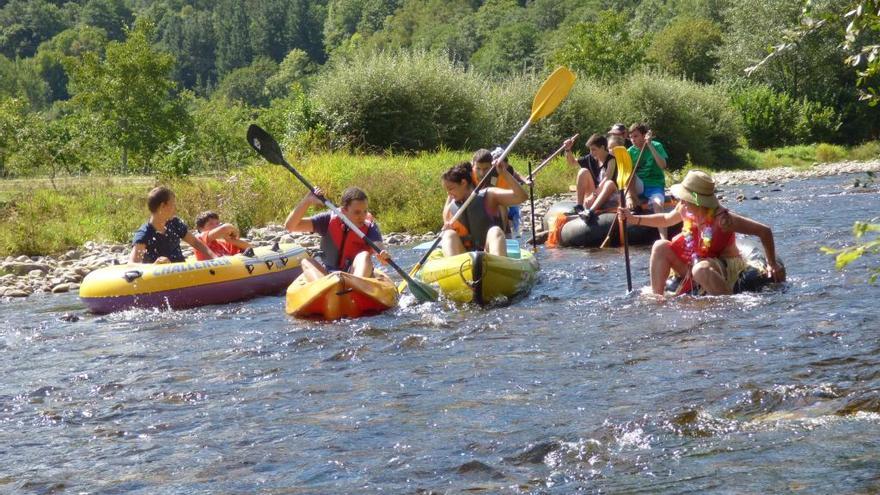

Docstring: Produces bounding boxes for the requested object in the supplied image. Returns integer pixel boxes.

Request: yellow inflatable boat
[417,246,539,305]
[79,244,309,313]
[286,271,398,320]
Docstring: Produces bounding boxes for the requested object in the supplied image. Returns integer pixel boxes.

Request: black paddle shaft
[528,161,537,253]
[619,189,633,292]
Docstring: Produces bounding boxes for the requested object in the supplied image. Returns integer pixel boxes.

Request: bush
[815,143,846,163]
[647,17,723,83]
[850,141,880,161]
[796,99,841,144]
[731,85,798,150]
[311,51,484,152]
[618,73,742,169]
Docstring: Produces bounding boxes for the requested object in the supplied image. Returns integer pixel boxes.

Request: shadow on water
[1,174,879,493]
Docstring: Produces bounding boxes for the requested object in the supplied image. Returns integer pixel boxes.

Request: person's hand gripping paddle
[246,124,439,303]
[397,66,577,294]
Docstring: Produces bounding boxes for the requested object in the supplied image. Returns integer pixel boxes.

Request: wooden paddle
[246,124,440,303]
[524,134,578,251]
[397,66,577,294]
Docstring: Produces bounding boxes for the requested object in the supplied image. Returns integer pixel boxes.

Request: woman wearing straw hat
[618,170,785,296]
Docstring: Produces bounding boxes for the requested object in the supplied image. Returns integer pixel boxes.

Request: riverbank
[2,159,878,300]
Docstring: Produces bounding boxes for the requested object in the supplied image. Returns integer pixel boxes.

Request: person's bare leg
[576,169,596,207]
[301,257,328,282]
[350,251,374,278]
[650,240,689,294]
[651,196,668,240]
[484,226,508,257]
[586,182,618,211]
[441,229,466,257]
[691,260,730,295]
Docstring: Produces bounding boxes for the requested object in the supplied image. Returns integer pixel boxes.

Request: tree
[823,220,880,283]
[0,0,68,58]
[549,10,648,81]
[470,22,539,75]
[67,22,190,171]
[0,55,49,109]
[78,0,133,41]
[647,16,722,83]
[214,0,252,77]
[264,48,318,99]
[33,26,107,102]
[214,57,278,107]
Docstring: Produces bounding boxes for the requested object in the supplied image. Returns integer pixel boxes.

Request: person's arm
[284,190,323,232]
[563,137,579,167]
[645,131,667,170]
[129,243,146,263]
[205,223,237,242]
[489,160,528,207]
[183,231,216,260]
[726,212,785,282]
[618,205,681,228]
[606,157,617,184]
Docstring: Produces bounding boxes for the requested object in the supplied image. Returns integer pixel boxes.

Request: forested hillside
[1,0,878,178]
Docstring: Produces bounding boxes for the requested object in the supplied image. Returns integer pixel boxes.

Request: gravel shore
[2,160,877,301]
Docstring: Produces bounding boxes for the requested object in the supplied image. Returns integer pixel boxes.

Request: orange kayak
[285,271,398,320]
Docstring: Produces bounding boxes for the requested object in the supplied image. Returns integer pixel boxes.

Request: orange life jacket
[326,213,375,270]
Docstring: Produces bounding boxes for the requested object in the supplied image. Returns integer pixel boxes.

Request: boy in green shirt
[628,123,670,239]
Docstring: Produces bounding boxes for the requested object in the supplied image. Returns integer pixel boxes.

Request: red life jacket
[669,217,737,265]
[194,231,242,260]
[327,213,375,270]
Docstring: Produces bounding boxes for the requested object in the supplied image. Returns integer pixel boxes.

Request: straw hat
[670,170,719,208]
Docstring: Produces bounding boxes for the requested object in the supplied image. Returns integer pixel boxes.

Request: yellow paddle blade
[612,145,633,190]
[529,66,576,123]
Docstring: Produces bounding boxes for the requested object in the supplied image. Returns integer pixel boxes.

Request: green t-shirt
[629,140,668,188]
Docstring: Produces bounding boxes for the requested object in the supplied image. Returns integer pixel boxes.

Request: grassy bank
[2,141,877,257]
[0,151,572,256]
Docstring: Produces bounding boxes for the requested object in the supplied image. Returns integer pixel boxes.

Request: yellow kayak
[418,248,539,304]
[286,271,398,320]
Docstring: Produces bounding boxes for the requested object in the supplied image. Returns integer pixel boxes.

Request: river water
[1,174,878,494]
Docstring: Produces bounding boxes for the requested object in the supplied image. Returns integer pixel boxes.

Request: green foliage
[842,1,880,104]
[312,50,483,151]
[0,55,49,110]
[732,85,842,149]
[189,95,254,170]
[470,22,540,75]
[618,73,742,168]
[850,140,880,161]
[213,0,253,77]
[78,0,133,42]
[264,49,318,99]
[549,10,648,82]
[33,26,107,103]
[68,21,190,171]
[647,16,722,83]
[822,221,880,283]
[0,0,69,58]
[815,143,847,163]
[214,57,278,107]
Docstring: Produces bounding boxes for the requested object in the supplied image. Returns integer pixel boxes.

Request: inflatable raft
[79,244,309,313]
[417,243,539,305]
[541,200,680,248]
[285,271,398,320]
[667,238,784,295]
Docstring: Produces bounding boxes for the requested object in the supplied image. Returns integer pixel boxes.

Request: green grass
[0,152,572,256]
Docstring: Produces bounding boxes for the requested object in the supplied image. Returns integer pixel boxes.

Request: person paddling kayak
[284,186,391,282]
[440,161,528,257]
[618,170,785,296]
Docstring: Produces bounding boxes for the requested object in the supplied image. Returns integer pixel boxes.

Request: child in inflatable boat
[193,211,251,260]
[284,186,390,282]
[129,186,216,264]
[618,170,785,296]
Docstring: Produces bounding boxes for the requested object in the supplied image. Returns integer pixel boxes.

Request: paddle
[398,66,577,293]
[526,133,579,182]
[528,161,537,253]
[246,124,439,303]
[599,142,647,249]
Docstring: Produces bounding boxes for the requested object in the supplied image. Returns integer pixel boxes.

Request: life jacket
[194,232,242,260]
[448,189,501,251]
[471,168,511,190]
[322,213,375,271]
[545,212,570,248]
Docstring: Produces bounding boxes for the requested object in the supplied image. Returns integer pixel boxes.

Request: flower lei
[681,207,715,265]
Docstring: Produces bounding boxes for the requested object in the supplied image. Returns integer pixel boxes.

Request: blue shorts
[641,186,665,203]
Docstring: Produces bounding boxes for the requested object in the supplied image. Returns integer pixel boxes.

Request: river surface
[1,174,879,494]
